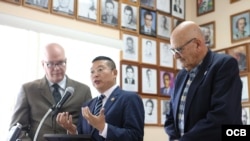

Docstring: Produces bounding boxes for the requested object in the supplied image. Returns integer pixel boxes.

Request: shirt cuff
[99,123,108,138]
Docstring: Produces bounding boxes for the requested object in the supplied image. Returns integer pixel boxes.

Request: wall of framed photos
[1,0,250,140]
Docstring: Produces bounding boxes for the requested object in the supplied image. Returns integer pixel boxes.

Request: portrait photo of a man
[140,8,156,37]
[121,3,137,31]
[101,0,119,27]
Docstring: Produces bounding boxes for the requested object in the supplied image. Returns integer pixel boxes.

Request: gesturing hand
[82,107,106,132]
[56,112,77,134]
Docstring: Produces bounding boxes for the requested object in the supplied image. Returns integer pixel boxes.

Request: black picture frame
[139,8,157,37]
[76,0,99,23]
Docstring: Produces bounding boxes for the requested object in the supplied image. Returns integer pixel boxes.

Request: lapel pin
[111,97,115,101]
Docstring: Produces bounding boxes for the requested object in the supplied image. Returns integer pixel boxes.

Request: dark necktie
[94,95,105,116]
[52,84,61,104]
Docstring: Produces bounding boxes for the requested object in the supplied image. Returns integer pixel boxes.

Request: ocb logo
[226,129,246,136]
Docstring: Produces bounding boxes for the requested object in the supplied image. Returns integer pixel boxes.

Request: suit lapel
[103,87,120,115]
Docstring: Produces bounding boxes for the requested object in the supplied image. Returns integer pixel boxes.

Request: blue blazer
[165,50,242,141]
[77,86,144,141]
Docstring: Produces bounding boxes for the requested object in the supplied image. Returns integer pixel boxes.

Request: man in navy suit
[164,21,242,141]
[57,56,144,141]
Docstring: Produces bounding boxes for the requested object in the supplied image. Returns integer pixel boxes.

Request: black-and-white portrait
[157,13,172,39]
[143,98,158,124]
[77,0,98,22]
[52,0,75,16]
[142,67,157,94]
[121,3,137,31]
[122,33,138,62]
[159,42,173,68]
[24,0,48,8]
[240,75,249,101]
[101,0,119,27]
[242,107,250,125]
[200,21,215,48]
[171,0,185,20]
[161,99,170,125]
[141,38,156,65]
[157,0,170,13]
[121,64,138,92]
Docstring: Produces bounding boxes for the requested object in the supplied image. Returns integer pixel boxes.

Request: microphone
[52,87,74,116]
[7,123,22,141]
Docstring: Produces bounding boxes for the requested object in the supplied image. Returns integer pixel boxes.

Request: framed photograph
[158,40,174,68]
[121,32,139,62]
[156,0,170,14]
[172,17,184,29]
[141,66,157,95]
[159,98,170,125]
[141,36,157,65]
[230,10,250,43]
[159,69,175,97]
[227,44,248,72]
[142,96,158,125]
[197,0,214,16]
[120,3,138,32]
[51,0,76,18]
[120,62,139,92]
[200,21,216,48]
[1,0,22,5]
[121,0,139,6]
[100,0,119,28]
[76,0,99,23]
[242,106,250,125]
[139,8,157,37]
[23,0,50,12]
[157,12,172,40]
[240,74,249,102]
[171,0,185,20]
[140,0,156,10]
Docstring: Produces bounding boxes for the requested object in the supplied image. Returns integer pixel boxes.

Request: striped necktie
[178,71,195,136]
[94,95,105,116]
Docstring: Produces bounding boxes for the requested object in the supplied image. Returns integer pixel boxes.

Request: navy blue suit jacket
[165,50,242,141]
[77,86,144,141]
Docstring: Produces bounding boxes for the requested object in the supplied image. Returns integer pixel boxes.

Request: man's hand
[56,112,77,134]
[82,107,106,132]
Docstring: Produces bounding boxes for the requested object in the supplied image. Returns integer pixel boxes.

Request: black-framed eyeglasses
[170,38,196,55]
[44,61,66,68]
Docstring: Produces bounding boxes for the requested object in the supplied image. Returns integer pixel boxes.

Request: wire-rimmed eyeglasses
[169,38,196,55]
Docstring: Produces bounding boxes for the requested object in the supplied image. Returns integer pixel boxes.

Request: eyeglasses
[170,38,196,55]
[44,61,66,68]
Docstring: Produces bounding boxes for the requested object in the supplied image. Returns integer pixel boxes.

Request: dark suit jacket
[140,25,156,36]
[10,76,92,141]
[125,78,135,84]
[101,15,118,25]
[164,50,242,141]
[77,86,144,141]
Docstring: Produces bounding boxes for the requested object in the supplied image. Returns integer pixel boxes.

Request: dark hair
[124,5,133,23]
[126,65,134,72]
[143,10,153,20]
[92,56,116,69]
[126,36,134,43]
[162,72,171,84]
[236,17,247,29]
[105,0,114,8]
[162,16,168,30]
[145,99,154,108]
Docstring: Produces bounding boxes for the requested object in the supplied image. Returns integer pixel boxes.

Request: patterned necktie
[178,71,195,136]
[52,84,61,104]
[94,95,105,116]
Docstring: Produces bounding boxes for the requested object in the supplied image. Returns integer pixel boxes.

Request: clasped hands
[56,107,106,134]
